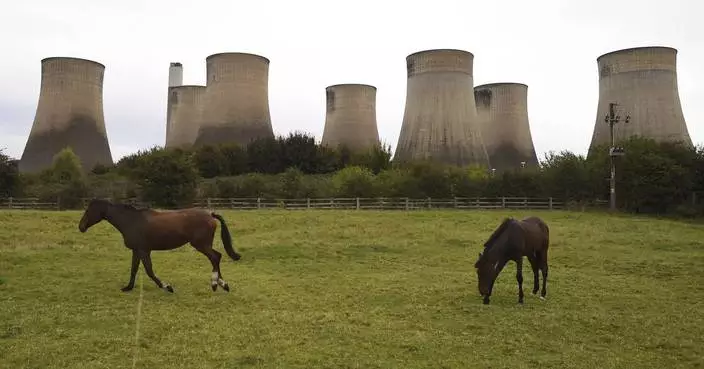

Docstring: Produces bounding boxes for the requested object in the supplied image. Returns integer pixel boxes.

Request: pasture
[0,209,703,368]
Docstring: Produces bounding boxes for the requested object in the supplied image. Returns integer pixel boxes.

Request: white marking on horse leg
[211,272,219,286]
[539,296,546,300]
[217,278,227,287]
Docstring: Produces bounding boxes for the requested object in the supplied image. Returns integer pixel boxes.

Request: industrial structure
[321,84,380,151]
[474,82,538,172]
[165,62,184,147]
[19,57,113,173]
[195,52,274,147]
[165,85,206,149]
[394,49,489,167]
[589,46,692,153]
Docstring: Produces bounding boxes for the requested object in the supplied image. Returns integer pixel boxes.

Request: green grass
[1,209,703,369]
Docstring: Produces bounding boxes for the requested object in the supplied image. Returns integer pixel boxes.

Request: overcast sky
[1,0,701,162]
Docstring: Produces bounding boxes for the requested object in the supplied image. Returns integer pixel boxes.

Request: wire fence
[0,196,607,211]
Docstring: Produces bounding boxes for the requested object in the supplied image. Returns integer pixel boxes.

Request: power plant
[165,62,184,147]
[394,49,490,168]
[194,52,274,147]
[589,46,692,152]
[19,57,113,173]
[321,84,380,151]
[11,46,700,177]
[474,82,539,172]
[165,85,206,149]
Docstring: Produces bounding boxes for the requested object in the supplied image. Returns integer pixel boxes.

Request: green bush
[332,166,377,197]
[129,147,198,208]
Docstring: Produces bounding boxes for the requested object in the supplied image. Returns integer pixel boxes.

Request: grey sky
[1,0,701,162]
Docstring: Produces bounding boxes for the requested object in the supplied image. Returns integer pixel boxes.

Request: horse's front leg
[138,249,173,293]
[516,258,524,304]
[121,250,140,292]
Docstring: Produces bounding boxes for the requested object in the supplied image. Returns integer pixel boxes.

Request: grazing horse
[78,199,242,293]
[474,216,549,305]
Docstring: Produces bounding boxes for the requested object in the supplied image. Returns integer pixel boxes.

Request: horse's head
[474,218,514,299]
[474,251,497,297]
[78,198,109,233]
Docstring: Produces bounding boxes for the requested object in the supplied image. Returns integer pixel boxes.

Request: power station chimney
[589,46,692,153]
[321,84,380,152]
[165,85,206,149]
[168,62,183,87]
[474,82,538,172]
[165,62,184,147]
[394,49,489,168]
[195,52,274,147]
[19,57,113,173]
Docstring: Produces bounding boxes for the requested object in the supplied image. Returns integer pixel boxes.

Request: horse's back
[146,208,216,234]
[519,216,549,250]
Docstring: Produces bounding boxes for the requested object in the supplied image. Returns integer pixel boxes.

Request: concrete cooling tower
[165,85,206,149]
[195,52,274,147]
[394,49,489,168]
[321,84,380,151]
[474,83,538,172]
[19,57,113,173]
[165,62,184,147]
[589,46,692,152]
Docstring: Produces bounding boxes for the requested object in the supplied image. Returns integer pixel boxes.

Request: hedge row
[2,133,704,216]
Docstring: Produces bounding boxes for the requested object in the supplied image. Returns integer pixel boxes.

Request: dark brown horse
[474,216,549,305]
[78,199,242,293]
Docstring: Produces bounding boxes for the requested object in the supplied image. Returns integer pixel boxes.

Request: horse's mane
[95,199,149,213]
[483,217,514,249]
[116,203,151,212]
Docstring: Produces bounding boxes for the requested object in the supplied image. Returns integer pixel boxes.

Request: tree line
[1,131,703,217]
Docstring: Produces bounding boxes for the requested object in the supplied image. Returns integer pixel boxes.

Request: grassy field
[0,209,703,369]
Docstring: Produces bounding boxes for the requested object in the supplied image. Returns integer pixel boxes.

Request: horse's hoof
[539,296,546,301]
[222,284,230,292]
[211,284,217,292]
[518,299,524,305]
[165,285,174,293]
[121,286,134,292]
[532,289,539,295]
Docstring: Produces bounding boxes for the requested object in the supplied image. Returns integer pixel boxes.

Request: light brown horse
[474,216,550,305]
[78,199,241,293]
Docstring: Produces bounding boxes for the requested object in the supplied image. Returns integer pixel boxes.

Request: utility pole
[604,102,629,212]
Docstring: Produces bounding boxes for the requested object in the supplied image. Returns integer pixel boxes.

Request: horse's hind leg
[539,248,549,300]
[194,243,229,292]
[138,250,173,293]
[527,254,539,295]
[516,258,525,304]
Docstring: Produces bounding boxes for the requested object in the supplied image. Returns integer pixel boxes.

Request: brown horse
[78,198,242,293]
[474,216,550,305]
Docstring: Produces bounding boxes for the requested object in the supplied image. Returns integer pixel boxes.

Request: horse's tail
[211,212,241,261]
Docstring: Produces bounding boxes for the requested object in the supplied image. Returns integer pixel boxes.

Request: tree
[0,149,20,197]
[131,148,199,208]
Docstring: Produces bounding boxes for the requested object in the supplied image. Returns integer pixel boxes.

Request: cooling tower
[165,62,184,146]
[165,85,206,149]
[19,57,113,173]
[194,52,274,147]
[474,83,538,172]
[321,84,380,151]
[589,46,692,152]
[394,49,489,168]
